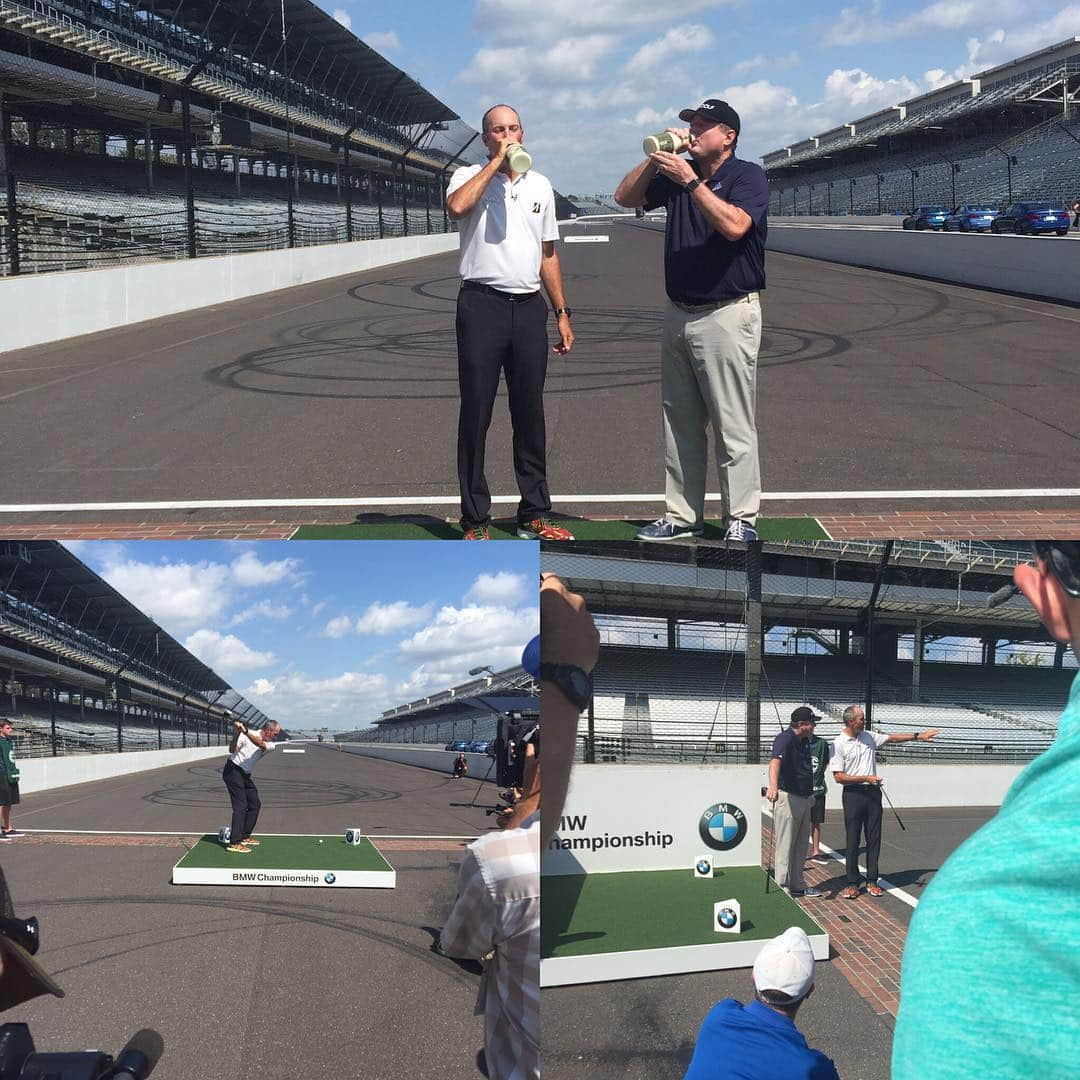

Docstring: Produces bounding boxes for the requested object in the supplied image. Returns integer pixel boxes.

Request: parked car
[990,202,1071,236]
[902,206,949,230]
[445,740,471,752]
[942,205,1000,232]
[468,740,492,754]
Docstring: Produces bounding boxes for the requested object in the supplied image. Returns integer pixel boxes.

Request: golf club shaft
[880,783,906,830]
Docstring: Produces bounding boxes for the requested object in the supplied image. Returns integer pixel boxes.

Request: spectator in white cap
[683,926,838,1079]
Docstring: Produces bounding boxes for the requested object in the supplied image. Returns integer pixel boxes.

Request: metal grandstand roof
[144,0,456,125]
[540,546,1046,639]
[376,666,539,724]
[0,540,230,692]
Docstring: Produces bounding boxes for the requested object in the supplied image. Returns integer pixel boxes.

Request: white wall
[767,224,1080,303]
[337,742,496,780]
[20,744,225,793]
[0,232,460,352]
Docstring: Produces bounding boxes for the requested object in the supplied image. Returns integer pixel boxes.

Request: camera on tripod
[0,1025,162,1079]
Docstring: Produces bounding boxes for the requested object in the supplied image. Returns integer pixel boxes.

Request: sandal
[842,886,860,900]
[867,883,884,898]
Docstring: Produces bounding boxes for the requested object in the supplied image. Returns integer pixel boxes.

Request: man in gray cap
[684,926,839,1078]
[614,99,769,543]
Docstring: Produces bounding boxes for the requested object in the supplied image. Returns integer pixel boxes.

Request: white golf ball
[318,839,324,844]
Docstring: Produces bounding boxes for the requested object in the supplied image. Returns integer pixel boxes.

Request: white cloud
[731,52,801,78]
[963,5,1080,69]
[462,34,620,90]
[229,550,302,588]
[623,24,715,79]
[822,67,920,114]
[398,604,539,673]
[97,557,233,628]
[363,29,401,52]
[355,600,434,635]
[229,600,293,626]
[332,7,351,30]
[825,0,1022,46]
[184,629,276,673]
[244,670,390,729]
[466,572,530,607]
[322,614,354,639]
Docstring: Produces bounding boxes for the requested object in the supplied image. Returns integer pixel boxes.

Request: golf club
[761,786,775,894]
[879,780,907,831]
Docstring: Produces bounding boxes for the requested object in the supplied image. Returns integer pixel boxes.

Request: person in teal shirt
[807,719,830,861]
[0,718,22,838]
[893,542,1080,1079]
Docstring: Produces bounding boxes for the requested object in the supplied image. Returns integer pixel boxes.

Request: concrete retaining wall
[20,744,225,794]
[767,223,1080,303]
[0,232,460,352]
[819,763,1023,809]
[336,743,497,781]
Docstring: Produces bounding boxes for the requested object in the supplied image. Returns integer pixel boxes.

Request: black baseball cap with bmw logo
[678,99,741,134]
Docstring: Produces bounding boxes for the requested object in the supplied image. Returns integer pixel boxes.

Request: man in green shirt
[807,717,830,862]
[0,719,22,839]
[893,542,1080,1079]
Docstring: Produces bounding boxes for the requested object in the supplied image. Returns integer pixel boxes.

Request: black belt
[670,293,753,312]
[462,280,540,302]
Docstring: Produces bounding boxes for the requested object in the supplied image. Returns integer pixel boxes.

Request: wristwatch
[555,307,572,319]
[539,662,593,709]
[685,177,703,194]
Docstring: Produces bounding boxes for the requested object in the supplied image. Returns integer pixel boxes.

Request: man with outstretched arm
[830,706,938,898]
[221,718,281,853]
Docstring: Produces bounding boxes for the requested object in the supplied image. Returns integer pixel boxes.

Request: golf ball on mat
[318,839,324,844]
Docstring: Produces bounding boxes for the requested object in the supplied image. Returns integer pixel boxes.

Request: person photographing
[221,718,281,853]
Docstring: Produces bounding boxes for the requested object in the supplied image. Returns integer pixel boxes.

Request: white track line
[20,829,479,839]
[763,808,920,910]
[0,488,1077,514]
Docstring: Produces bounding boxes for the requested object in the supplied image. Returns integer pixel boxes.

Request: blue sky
[61,541,539,731]
[321,0,1080,192]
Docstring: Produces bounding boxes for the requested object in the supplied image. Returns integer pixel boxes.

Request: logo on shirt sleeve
[532,202,541,213]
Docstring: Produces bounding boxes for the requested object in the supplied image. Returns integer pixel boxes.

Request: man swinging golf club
[222,718,281,853]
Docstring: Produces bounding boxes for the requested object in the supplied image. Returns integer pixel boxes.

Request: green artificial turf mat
[541,867,823,959]
[175,834,391,872]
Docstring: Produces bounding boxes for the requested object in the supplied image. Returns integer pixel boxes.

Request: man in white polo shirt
[830,705,938,899]
[446,103,574,542]
[221,718,281,853]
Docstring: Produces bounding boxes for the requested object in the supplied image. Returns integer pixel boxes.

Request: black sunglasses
[1034,542,1080,598]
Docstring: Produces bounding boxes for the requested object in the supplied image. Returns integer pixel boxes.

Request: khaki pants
[773,790,812,892]
[661,294,762,527]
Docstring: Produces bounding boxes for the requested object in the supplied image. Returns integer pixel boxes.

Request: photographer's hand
[540,574,599,848]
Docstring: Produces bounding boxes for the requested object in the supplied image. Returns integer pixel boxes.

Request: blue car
[942,205,1000,232]
[902,206,949,230]
[990,202,1071,236]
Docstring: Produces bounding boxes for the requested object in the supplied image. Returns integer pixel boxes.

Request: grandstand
[763,37,1080,213]
[0,539,273,756]
[0,0,492,273]
[540,540,1074,765]
[336,664,539,746]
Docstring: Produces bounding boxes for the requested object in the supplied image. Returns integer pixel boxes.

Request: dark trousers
[223,761,260,842]
[842,785,883,884]
[456,283,550,528]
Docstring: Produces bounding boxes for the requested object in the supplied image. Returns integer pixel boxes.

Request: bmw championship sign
[543,765,762,875]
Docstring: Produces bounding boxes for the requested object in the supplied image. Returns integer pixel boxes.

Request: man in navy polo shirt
[766,706,821,898]
[684,926,839,1079]
[614,99,769,542]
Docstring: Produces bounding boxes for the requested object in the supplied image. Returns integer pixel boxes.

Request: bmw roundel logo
[695,858,712,877]
[324,872,336,884]
[699,803,747,851]
[717,906,738,929]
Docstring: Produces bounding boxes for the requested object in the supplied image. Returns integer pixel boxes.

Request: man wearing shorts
[0,720,22,839]
[808,718,831,862]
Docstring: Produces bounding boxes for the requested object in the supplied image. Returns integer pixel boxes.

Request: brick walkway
[818,510,1080,539]
[0,510,1076,538]
[763,820,907,1020]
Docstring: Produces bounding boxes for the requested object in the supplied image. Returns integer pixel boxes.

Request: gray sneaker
[724,519,759,541]
[802,886,823,898]
[636,517,703,542]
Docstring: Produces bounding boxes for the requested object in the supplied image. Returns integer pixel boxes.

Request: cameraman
[893,543,1080,1079]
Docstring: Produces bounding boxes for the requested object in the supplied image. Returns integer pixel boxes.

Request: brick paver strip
[763,821,908,1020]
[1,511,1078,539]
